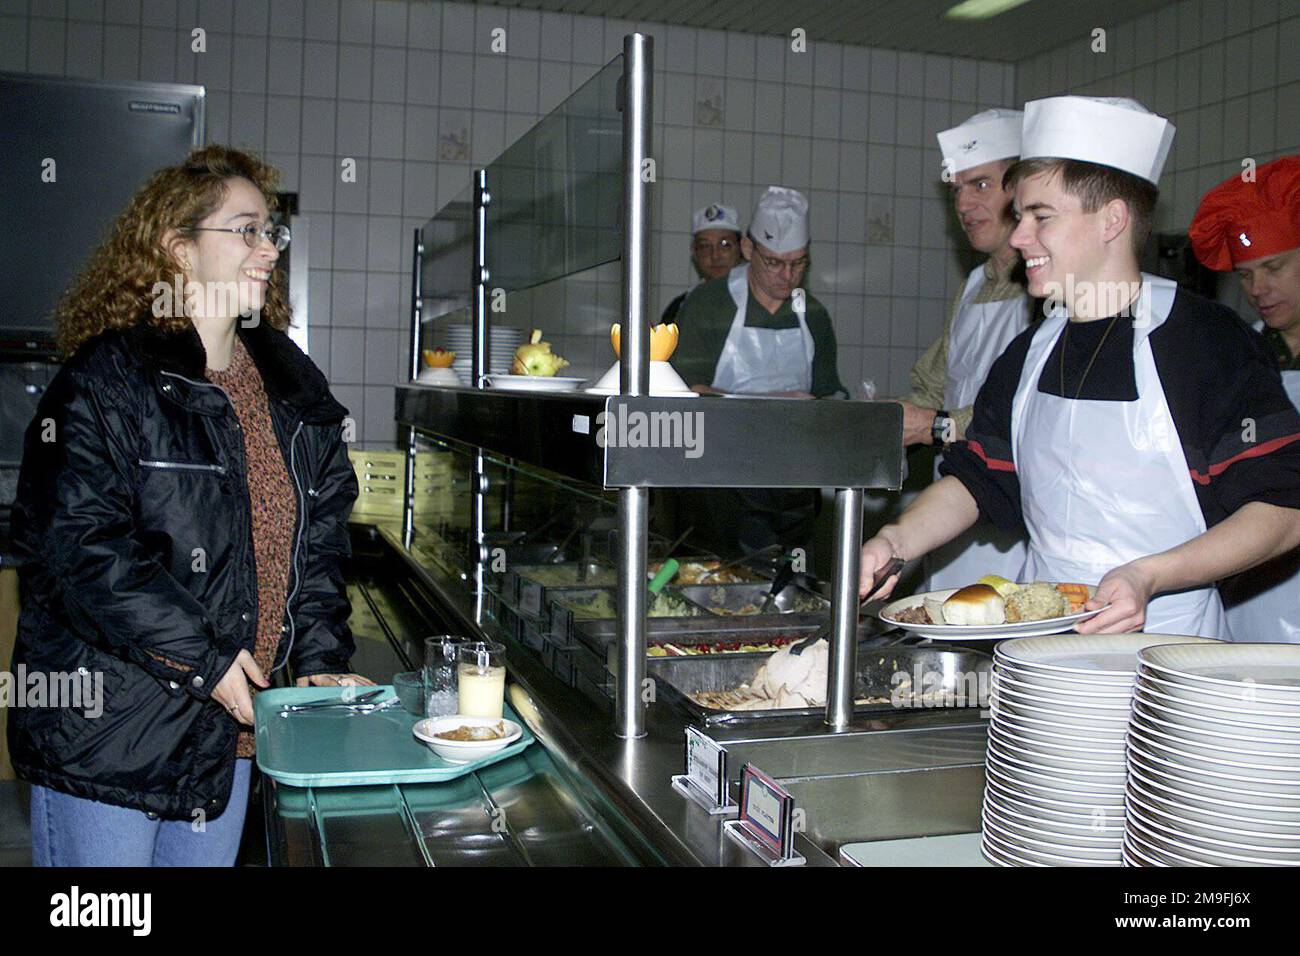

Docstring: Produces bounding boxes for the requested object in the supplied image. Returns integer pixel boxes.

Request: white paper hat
[748,186,809,254]
[1020,96,1176,184]
[937,108,1023,175]
[692,202,740,234]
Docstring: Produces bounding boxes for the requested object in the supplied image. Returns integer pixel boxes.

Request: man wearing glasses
[671,186,845,561]
[660,203,743,324]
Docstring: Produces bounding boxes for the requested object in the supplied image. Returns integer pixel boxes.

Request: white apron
[1010,274,1228,640]
[1223,368,1300,643]
[926,264,1032,590]
[711,264,814,394]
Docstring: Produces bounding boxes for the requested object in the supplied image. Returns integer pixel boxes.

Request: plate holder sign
[722,763,805,866]
[671,726,736,816]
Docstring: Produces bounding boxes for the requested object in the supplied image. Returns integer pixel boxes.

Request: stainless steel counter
[263,520,990,867]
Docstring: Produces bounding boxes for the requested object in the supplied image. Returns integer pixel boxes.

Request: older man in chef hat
[1190,156,1300,642]
[672,186,846,561]
[859,97,1300,642]
[661,203,743,324]
[896,108,1032,592]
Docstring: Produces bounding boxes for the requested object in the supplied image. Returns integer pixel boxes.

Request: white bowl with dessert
[413,715,523,764]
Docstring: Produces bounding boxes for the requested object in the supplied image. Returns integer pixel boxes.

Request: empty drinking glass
[423,635,468,717]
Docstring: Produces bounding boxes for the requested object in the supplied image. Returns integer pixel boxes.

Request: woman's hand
[294,673,377,688]
[859,535,903,600]
[211,650,268,726]
[1074,560,1158,634]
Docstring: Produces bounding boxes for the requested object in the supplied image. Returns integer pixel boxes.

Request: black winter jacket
[8,318,358,819]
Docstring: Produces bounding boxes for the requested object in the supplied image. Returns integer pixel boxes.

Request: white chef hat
[748,186,809,254]
[1020,96,1176,184]
[692,202,740,234]
[936,108,1023,175]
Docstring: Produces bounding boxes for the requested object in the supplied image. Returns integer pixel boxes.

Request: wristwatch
[931,409,954,446]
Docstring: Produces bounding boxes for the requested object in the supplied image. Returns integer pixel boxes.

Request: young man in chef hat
[1189,156,1300,642]
[896,108,1033,592]
[661,203,743,324]
[671,186,846,561]
[859,97,1300,641]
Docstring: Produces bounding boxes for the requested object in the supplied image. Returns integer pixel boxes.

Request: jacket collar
[130,319,347,423]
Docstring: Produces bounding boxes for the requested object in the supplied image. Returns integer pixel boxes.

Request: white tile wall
[3,0,1017,440]
[1016,0,1299,237]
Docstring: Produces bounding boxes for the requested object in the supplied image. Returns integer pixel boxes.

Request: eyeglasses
[190,221,291,251]
[754,251,809,275]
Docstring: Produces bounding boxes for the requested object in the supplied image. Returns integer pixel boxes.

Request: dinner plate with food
[880,575,1106,638]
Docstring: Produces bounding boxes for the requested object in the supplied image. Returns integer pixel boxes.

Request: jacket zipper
[158,369,256,650]
[274,420,306,674]
[137,458,228,475]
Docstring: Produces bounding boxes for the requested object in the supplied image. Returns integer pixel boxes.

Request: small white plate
[981,816,1121,865]
[1128,725,1300,776]
[1131,694,1300,740]
[880,585,1104,638]
[984,762,1126,808]
[992,668,1135,701]
[1127,774,1300,831]
[1126,788,1300,850]
[1133,682,1300,728]
[1125,811,1300,866]
[485,374,587,392]
[995,633,1219,676]
[1137,643,1300,694]
[989,678,1133,712]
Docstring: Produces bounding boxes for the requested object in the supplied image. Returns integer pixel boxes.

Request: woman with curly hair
[9,144,372,866]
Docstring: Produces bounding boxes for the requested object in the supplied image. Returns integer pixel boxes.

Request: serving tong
[788,555,906,656]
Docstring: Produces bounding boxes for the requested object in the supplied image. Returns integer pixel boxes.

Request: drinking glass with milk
[457,641,506,718]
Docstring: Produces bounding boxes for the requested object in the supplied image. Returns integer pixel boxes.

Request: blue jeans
[30,758,252,867]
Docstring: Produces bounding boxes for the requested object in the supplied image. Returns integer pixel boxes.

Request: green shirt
[1263,328,1300,372]
[672,273,846,398]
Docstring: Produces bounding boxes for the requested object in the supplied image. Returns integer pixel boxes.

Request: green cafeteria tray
[253,686,535,788]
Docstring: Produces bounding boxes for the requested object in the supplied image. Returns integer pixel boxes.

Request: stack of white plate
[433,324,523,377]
[982,633,1219,867]
[1125,643,1300,867]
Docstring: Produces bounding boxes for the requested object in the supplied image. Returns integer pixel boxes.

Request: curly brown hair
[54,144,290,356]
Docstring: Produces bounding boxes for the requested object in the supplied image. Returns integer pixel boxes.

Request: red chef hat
[1189,156,1300,271]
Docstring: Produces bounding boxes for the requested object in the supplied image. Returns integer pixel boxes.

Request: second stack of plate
[982,633,1219,867]
[1125,643,1300,867]
[435,324,524,378]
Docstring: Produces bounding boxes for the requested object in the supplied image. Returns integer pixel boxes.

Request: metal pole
[826,487,864,730]
[402,227,424,547]
[472,168,490,389]
[614,32,654,740]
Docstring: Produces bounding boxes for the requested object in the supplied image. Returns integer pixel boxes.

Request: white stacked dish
[981,633,1220,867]
[1124,643,1300,867]
[434,324,524,377]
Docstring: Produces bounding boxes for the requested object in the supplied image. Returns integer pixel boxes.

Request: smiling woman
[9,145,371,867]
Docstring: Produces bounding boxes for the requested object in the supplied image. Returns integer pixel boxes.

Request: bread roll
[941,584,1006,626]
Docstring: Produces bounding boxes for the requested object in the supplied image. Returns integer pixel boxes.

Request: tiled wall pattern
[1017,0,1299,237]
[0,0,1019,441]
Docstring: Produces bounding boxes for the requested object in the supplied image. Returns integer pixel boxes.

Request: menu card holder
[722,763,805,866]
[671,726,738,817]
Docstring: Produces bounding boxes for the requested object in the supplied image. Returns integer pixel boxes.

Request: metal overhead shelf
[395,384,905,491]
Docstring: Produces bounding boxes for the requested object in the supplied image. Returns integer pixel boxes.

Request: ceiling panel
[457,0,1175,62]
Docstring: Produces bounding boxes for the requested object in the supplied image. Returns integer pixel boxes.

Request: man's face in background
[951,159,1016,256]
[692,228,742,280]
